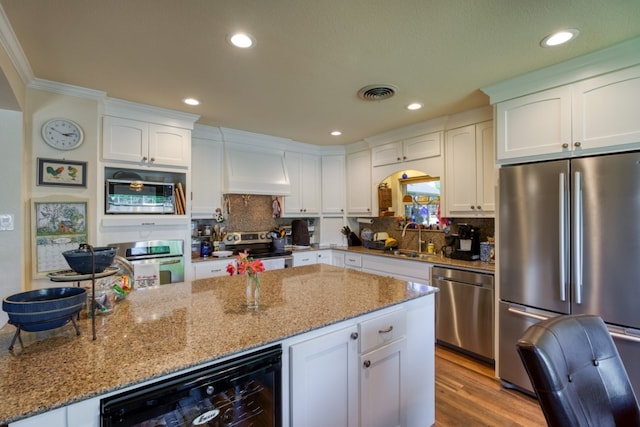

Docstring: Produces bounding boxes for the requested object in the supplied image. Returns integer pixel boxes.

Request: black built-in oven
[101,345,282,426]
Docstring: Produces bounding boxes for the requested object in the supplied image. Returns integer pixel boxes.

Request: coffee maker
[451,224,480,260]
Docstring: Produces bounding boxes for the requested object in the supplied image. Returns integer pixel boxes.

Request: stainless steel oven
[223,231,292,271]
[110,239,184,285]
[100,345,282,426]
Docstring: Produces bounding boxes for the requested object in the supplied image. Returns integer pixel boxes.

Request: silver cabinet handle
[160,259,181,265]
[574,141,581,148]
[562,143,569,149]
[559,173,567,302]
[378,325,393,334]
[351,332,359,340]
[142,156,148,162]
[363,360,371,368]
[149,157,155,162]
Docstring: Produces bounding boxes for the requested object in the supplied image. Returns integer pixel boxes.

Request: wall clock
[41,118,84,150]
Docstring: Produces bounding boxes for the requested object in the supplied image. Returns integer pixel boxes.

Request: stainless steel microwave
[105,179,175,214]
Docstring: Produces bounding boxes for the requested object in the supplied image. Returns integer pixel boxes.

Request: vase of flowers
[227,251,265,309]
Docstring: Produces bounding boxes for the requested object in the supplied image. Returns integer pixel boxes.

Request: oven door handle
[159,259,182,265]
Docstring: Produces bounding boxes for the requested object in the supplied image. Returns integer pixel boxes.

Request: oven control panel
[225,231,270,245]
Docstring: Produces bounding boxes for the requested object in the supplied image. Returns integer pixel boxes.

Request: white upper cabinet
[191,133,223,218]
[372,132,441,167]
[573,65,640,151]
[346,150,372,215]
[496,86,572,160]
[321,155,345,215]
[103,116,190,167]
[496,65,640,162]
[283,152,321,216]
[445,120,495,217]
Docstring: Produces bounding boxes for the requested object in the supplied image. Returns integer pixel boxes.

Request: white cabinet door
[103,116,190,167]
[316,250,332,265]
[191,137,222,217]
[573,64,640,151]
[446,125,477,214]
[193,259,234,279]
[346,150,372,215]
[496,86,572,161]
[293,251,317,267]
[372,132,441,167]
[290,325,359,427]
[445,121,494,217]
[332,251,345,267]
[148,123,190,167]
[476,120,495,213]
[403,132,441,161]
[360,338,406,427]
[284,152,321,216]
[321,155,345,215]
[371,142,403,166]
[103,116,148,163]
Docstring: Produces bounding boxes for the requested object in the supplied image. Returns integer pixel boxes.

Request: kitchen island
[0,264,436,426]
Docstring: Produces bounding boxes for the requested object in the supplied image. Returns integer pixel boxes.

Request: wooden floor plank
[435,345,546,427]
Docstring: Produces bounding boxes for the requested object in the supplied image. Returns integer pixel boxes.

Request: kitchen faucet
[402,222,423,253]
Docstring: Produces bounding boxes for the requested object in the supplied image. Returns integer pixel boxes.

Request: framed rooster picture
[37,158,87,187]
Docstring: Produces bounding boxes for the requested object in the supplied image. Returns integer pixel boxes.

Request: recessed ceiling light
[330,130,342,136]
[228,32,255,48]
[183,98,200,106]
[540,29,579,47]
[406,103,423,111]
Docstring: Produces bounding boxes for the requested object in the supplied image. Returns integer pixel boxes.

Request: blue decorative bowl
[2,287,87,332]
[62,246,117,274]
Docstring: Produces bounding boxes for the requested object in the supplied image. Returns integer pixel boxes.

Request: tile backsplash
[221,194,280,231]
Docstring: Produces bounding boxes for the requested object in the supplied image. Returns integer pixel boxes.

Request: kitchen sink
[391,250,437,259]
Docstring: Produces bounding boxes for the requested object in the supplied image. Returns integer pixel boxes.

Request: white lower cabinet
[289,303,433,427]
[193,259,234,279]
[315,249,332,264]
[290,325,360,427]
[361,254,431,283]
[360,339,406,427]
[292,252,317,267]
[10,408,66,427]
[332,251,345,267]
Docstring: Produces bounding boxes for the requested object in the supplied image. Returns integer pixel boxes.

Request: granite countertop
[191,246,494,274]
[314,246,495,273]
[0,264,435,424]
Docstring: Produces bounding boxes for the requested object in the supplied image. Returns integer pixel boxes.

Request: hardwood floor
[435,345,546,426]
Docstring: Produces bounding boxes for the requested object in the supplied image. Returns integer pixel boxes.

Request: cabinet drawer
[344,254,362,268]
[194,260,233,279]
[359,309,406,354]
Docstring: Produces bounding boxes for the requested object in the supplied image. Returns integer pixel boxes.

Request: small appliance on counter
[291,219,310,247]
[450,224,480,260]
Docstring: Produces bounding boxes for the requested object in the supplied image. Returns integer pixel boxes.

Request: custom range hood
[223,143,291,196]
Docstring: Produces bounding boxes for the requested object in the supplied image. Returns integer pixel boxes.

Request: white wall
[0,109,23,326]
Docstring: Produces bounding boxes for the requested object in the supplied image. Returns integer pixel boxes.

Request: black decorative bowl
[2,287,87,332]
[62,246,117,274]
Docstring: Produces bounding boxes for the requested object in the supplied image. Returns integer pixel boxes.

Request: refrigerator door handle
[559,172,567,302]
[507,306,550,322]
[609,330,640,344]
[573,171,583,304]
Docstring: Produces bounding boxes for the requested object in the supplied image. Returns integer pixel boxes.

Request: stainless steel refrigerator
[498,151,640,395]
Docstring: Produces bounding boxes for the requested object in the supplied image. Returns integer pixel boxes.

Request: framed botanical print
[32,196,88,277]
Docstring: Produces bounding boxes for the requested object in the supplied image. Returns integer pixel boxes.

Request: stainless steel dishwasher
[431,266,494,362]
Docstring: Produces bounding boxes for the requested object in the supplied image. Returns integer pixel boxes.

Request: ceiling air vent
[357,84,398,101]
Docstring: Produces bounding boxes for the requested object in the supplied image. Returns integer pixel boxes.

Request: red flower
[227,251,264,278]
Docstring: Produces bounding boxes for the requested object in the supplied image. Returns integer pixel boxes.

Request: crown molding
[0,5,33,85]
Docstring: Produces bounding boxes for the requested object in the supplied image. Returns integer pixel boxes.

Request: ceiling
[2,0,640,146]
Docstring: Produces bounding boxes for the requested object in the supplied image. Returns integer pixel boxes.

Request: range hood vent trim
[223,143,291,196]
